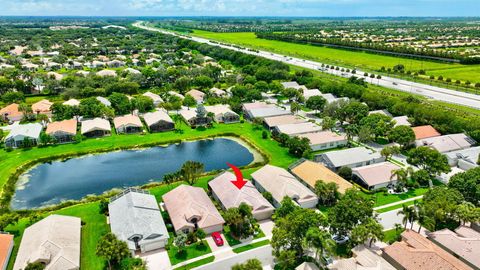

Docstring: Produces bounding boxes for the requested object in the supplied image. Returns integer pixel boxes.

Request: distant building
[113,115,143,134]
[205,104,239,123]
[392,116,411,127]
[251,165,318,208]
[31,99,53,116]
[445,146,480,170]
[109,188,169,254]
[186,89,206,104]
[96,69,117,77]
[382,230,472,270]
[0,233,14,270]
[62,99,80,107]
[302,89,322,100]
[316,147,384,170]
[415,133,476,153]
[143,110,174,132]
[412,125,441,140]
[428,226,480,269]
[263,115,306,130]
[80,118,111,137]
[163,185,225,234]
[96,96,111,107]
[0,103,23,122]
[290,159,353,194]
[13,215,81,270]
[242,102,290,120]
[142,91,164,106]
[46,119,78,143]
[209,171,274,220]
[352,162,402,190]
[369,109,392,117]
[298,131,348,151]
[179,108,211,127]
[4,123,42,148]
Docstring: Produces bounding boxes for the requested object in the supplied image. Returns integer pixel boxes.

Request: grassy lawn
[190,30,480,84]
[223,225,266,247]
[375,199,421,213]
[167,239,212,266]
[232,239,270,253]
[365,187,429,207]
[176,256,215,270]
[383,227,405,244]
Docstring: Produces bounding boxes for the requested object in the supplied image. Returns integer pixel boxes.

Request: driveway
[193,245,274,270]
[259,219,274,239]
[138,248,171,270]
[205,233,234,260]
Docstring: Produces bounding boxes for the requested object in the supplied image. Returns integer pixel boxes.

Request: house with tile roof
[162,185,225,235]
[263,115,307,130]
[143,110,174,132]
[4,123,42,148]
[186,89,205,104]
[0,234,13,270]
[205,104,239,123]
[298,131,348,151]
[209,171,274,221]
[80,118,111,137]
[31,99,53,116]
[329,245,396,270]
[415,133,476,153]
[0,103,23,122]
[316,147,384,171]
[412,125,441,140]
[142,91,164,106]
[113,115,143,134]
[13,215,81,270]
[273,122,322,137]
[109,188,169,254]
[251,165,318,209]
[352,162,402,190]
[46,119,77,143]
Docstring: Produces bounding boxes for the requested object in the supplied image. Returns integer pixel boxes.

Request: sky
[0,0,479,17]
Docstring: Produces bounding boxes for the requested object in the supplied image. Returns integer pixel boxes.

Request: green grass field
[191,30,480,84]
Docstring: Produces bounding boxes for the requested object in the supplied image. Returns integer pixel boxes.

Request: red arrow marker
[227,162,247,190]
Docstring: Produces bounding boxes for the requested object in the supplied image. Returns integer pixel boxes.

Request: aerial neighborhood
[0,16,479,270]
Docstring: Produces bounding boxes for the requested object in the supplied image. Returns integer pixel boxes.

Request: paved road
[134,22,480,110]
[193,245,274,270]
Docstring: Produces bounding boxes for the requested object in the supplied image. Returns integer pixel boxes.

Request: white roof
[96,96,111,107]
[298,131,347,145]
[205,104,238,118]
[281,81,300,89]
[251,165,317,205]
[248,107,290,119]
[109,189,169,250]
[320,147,382,168]
[143,110,173,127]
[13,215,81,270]
[63,99,80,106]
[303,89,322,99]
[96,69,117,77]
[143,91,163,103]
[445,146,480,167]
[392,116,411,127]
[415,133,475,153]
[81,118,110,134]
[275,122,322,136]
[124,67,141,74]
[209,171,274,215]
[5,123,42,140]
[329,245,395,270]
[352,162,402,187]
[179,108,197,121]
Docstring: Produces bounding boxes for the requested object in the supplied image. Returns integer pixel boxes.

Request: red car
[211,232,224,246]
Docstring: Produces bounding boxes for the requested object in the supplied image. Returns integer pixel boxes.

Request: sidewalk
[373,195,423,211]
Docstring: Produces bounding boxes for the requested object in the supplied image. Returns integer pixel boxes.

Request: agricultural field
[191,30,480,85]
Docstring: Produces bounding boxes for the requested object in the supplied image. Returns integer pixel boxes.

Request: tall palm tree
[304,227,334,265]
[398,204,414,229]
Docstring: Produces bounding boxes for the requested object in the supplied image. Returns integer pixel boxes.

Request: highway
[133,22,480,110]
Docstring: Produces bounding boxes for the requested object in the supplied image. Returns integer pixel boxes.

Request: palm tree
[304,227,334,265]
[398,204,414,229]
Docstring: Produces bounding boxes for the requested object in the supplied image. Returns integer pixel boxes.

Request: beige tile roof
[329,245,396,270]
[263,115,307,128]
[162,185,225,232]
[296,262,319,270]
[31,99,53,113]
[0,103,23,119]
[415,133,475,153]
[298,131,347,145]
[251,165,317,205]
[13,215,81,270]
[46,119,77,135]
[62,99,80,106]
[352,162,401,188]
[186,89,205,102]
[0,234,13,270]
[96,69,117,77]
[275,122,322,136]
[412,125,441,140]
[113,114,143,129]
[81,118,111,134]
[209,171,274,215]
[382,230,473,270]
[143,110,173,127]
[242,101,271,111]
[290,160,352,193]
[143,91,163,103]
[428,226,480,269]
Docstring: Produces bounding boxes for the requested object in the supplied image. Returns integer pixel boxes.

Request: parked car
[211,232,224,246]
[332,234,349,244]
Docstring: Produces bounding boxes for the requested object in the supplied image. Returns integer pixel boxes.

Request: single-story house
[179,108,210,127]
[316,147,384,171]
[109,188,169,254]
[263,115,307,130]
[46,71,63,80]
[281,81,301,89]
[13,215,81,270]
[168,91,184,100]
[298,131,348,151]
[352,162,402,190]
[96,96,111,107]
[302,89,322,100]
[0,234,14,270]
[208,171,275,221]
[321,93,349,104]
[106,60,125,67]
[162,185,225,235]
[415,133,476,153]
[143,110,174,132]
[369,110,392,117]
[31,99,53,116]
[210,87,227,97]
[329,245,396,270]
[445,146,480,170]
[62,99,80,107]
[96,69,117,77]
[4,123,42,148]
[412,125,441,140]
[251,165,318,209]
[113,115,143,134]
[428,226,480,270]
[242,102,291,120]
[382,230,472,270]
[124,67,141,75]
[0,103,23,122]
[205,104,239,123]
[80,118,111,137]
[46,119,77,143]
[436,167,465,184]
[273,122,322,137]
[142,91,163,106]
[290,159,353,194]
[186,89,205,104]
[392,116,411,127]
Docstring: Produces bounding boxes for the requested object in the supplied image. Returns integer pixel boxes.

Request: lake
[12,138,255,209]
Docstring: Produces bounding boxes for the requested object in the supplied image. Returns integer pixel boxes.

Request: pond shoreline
[6,134,268,211]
